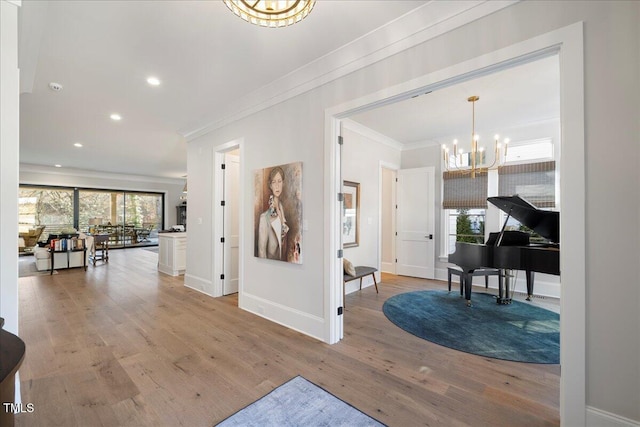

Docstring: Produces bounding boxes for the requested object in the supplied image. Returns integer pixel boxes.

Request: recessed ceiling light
[110,113,122,121]
[74,143,83,148]
[147,76,161,86]
[54,164,62,168]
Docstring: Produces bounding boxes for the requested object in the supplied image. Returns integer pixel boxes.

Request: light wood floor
[15,248,559,426]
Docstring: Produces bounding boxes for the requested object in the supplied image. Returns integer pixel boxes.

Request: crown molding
[341,119,403,151]
[401,139,442,152]
[181,0,518,141]
[19,163,185,186]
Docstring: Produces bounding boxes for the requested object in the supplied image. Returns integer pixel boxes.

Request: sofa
[33,233,94,271]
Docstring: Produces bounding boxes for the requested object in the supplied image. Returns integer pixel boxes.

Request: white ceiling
[17,1,556,180]
[18,0,430,179]
[348,55,560,147]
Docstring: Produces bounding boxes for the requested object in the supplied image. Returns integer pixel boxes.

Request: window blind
[498,161,556,208]
[442,170,488,209]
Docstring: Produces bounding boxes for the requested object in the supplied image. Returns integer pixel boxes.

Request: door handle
[425,234,433,240]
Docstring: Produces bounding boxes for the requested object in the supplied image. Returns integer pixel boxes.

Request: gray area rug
[18,256,56,277]
[216,376,385,427]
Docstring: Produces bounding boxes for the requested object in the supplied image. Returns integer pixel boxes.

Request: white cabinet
[158,232,186,276]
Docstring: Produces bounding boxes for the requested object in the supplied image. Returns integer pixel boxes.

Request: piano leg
[463,272,473,306]
[497,269,513,304]
[526,270,535,301]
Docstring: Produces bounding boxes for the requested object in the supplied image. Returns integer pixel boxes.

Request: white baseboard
[184,273,214,297]
[587,406,640,427]
[240,292,326,342]
[381,261,395,274]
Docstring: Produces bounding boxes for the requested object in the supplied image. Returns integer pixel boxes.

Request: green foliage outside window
[456,209,484,243]
[19,186,164,245]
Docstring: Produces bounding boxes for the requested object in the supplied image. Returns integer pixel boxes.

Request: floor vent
[512,291,548,300]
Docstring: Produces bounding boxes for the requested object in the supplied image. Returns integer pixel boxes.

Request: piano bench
[448,267,501,295]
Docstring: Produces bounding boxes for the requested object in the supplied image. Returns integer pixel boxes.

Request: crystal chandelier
[442,96,509,178]
[223,0,316,28]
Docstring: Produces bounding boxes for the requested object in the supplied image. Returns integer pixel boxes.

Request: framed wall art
[253,161,303,264]
[342,180,360,248]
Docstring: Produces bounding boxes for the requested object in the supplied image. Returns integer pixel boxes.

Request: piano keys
[448,195,560,305]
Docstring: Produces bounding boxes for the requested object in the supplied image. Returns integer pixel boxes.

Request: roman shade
[498,161,556,208]
[442,170,488,209]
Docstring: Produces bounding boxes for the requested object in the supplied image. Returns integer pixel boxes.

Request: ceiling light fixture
[223,0,315,28]
[441,96,509,179]
[147,76,161,86]
[74,143,83,148]
[110,113,122,121]
[54,164,62,168]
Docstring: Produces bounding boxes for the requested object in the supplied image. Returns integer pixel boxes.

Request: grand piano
[448,195,560,305]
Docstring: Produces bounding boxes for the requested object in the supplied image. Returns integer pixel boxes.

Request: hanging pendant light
[223,0,315,28]
[442,96,509,178]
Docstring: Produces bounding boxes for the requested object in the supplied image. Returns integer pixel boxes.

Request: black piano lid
[487,195,559,244]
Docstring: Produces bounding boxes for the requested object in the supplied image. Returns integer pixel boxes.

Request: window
[442,170,488,255]
[442,138,558,256]
[498,161,556,208]
[19,187,74,239]
[442,170,488,209]
[124,192,163,231]
[447,208,486,254]
[19,185,164,248]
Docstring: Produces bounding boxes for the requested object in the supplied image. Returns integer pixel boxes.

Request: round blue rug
[382,290,559,364]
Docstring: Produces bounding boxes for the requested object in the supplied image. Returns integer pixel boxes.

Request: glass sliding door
[19,184,165,250]
[79,189,163,248]
[124,192,162,246]
[19,186,74,243]
[79,189,125,248]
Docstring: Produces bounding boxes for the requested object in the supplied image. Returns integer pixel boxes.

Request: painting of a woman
[254,162,302,264]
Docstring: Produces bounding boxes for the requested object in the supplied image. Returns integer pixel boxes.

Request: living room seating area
[18,225,45,254]
[32,233,93,272]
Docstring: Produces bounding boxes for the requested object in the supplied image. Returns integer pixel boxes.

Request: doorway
[326,23,585,423]
[214,142,242,298]
[379,164,436,279]
[380,164,397,274]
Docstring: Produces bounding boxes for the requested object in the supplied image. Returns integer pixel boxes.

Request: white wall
[186,1,639,423]
[341,124,401,294]
[186,95,328,339]
[19,164,186,228]
[0,0,21,335]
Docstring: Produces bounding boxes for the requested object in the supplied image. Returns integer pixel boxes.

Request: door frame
[213,139,244,300]
[379,162,399,275]
[222,153,240,295]
[324,23,585,423]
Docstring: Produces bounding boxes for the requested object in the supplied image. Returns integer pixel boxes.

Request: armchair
[18,226,45,252]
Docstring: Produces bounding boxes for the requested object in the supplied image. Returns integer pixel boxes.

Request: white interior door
[396,167,435,278]
[223,154,240,295]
